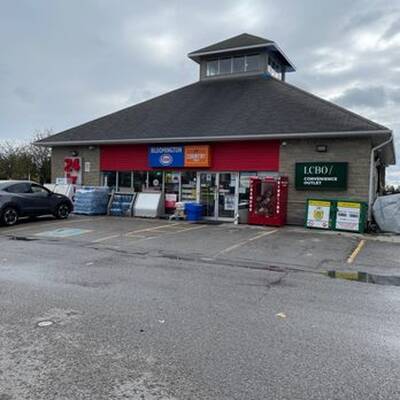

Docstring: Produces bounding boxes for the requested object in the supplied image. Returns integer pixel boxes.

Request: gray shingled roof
[38,75,390,147]
[188,33,274,55]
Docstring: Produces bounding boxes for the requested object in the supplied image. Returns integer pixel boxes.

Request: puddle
[327,270,400,287]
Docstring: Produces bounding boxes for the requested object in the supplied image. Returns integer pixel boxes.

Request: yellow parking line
[167,225,207,234]
[91,234,121,243]
[347,239,366,264]
[123,224,206,244]
[214,229,279,257]
[125,223,183,237]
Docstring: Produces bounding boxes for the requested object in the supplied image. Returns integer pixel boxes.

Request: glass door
[199,172,217,218]
[198,172,238,220]
[218,172,237,219]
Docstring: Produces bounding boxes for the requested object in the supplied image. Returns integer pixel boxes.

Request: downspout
[368,136,393,222]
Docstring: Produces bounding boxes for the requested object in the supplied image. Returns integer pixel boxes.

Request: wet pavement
[1,214,399,276]
[1,215,400,399]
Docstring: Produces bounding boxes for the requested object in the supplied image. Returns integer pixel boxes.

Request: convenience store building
[38,33,396,225]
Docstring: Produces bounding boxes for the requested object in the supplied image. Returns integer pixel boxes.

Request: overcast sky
[1,0,399,182]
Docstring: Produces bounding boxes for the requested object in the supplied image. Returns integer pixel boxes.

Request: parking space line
[347,239,366,264]
[91,234,121,243]
[213,229,279,257]
[125,223,184,237]
[124,224,206,242]
[165,225,207,234]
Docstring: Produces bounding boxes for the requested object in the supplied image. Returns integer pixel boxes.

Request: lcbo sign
[295,162,348,190]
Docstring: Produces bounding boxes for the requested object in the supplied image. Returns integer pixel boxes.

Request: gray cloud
[0,0,399,181]
[334,86,388,108]
[333,85,400,116]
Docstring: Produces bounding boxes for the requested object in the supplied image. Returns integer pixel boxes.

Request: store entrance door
[198,172,238,221]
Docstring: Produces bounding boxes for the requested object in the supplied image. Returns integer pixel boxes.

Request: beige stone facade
[279,137,372,225]
[51,146,101,186]
[51,138,374,225]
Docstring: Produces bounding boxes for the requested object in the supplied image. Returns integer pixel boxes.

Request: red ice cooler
[248,176,289,226]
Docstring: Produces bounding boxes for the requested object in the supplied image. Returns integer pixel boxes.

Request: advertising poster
[306,200,331,229]
[64,157,82,185]
[224,195,235,211]
[335,202,361,232]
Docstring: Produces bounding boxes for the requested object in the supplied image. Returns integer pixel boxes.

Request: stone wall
[51,146,101,186]
[279,137,372,225]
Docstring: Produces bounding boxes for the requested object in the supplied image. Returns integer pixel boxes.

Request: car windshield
[0,182,14,191]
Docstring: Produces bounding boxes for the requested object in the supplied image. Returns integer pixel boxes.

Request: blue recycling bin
[185,202,204,222]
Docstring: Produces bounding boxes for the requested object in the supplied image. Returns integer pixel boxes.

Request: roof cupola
[188,33,295,81]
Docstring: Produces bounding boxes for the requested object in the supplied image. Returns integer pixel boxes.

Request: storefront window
[103,171,117,190]
[239,172,257,205]
[238,171,278,208]
[148,171,163,192]
[118,172,132,192]
[181,171,197,201]
[257,171,279,178]
[133,172,147,192]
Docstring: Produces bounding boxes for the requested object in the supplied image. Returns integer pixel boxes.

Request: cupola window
[206,54,260,77]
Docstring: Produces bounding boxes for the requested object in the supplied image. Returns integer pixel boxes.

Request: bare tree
[0,129,52,183]
[29,129,52,183]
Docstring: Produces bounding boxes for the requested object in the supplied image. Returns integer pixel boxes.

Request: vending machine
[248,176,289,226]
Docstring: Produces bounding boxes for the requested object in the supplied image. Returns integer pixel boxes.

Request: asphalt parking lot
[1,214,399,274]
[2,215,400,399]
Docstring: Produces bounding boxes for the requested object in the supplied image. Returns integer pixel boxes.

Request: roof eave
[36,129,393,162]
[376,130,396,166]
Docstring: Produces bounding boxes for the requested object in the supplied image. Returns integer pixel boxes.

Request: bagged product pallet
[73,186,110,215]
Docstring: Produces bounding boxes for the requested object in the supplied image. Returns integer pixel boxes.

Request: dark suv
[0,180,73,226]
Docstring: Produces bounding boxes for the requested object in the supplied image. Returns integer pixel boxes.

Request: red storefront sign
[100,140,279,171]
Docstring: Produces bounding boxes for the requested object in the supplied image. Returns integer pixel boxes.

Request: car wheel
[1,207,19,226]
[55,203,70,219]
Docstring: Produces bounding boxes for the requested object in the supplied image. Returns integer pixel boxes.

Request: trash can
[185,203,204,222]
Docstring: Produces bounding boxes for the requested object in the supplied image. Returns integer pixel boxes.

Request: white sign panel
[306,200,331,229]
[335,202,361,232]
